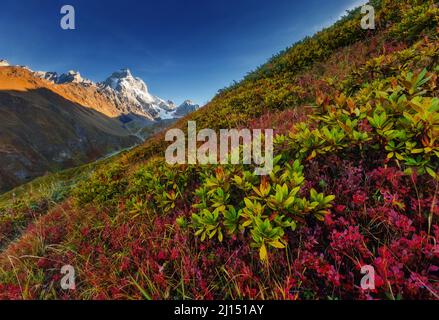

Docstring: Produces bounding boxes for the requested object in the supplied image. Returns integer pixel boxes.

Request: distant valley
[0,60,199,193]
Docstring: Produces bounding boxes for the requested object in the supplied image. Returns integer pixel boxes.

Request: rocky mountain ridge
[32,66,199,121]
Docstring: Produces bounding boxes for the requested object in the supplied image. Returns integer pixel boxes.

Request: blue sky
[0,0,365,105]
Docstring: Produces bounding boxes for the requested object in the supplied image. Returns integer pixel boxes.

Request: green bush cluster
[73,163,128,205]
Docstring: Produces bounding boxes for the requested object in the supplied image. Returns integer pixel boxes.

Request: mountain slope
[0,65,200,192]
[100,69,177,120]
[0,67,140,192]
[0,0,437,300]
[34,67,194,122]
[173,100,200,118]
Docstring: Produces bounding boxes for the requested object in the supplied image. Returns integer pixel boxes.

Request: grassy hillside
[0,150,131,250]
[0,0,438,300]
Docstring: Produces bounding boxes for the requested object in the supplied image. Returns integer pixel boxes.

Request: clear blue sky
[0,0,365,105]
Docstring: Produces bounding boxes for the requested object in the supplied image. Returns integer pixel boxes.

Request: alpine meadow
[0,0,438,301]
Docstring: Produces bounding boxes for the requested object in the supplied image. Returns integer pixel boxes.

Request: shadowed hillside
[0,86,139,192]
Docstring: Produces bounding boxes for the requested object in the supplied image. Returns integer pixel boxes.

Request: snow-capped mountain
[34,70,93,85]
[30,64,198,121]
[173,100,200,118]
[58,70,94,85]
[34,71,59,82]
[0,58,201,192]
[100,68,177,120]
[0,65,141,192]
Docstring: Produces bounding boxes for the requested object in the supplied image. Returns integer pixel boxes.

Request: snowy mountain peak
[58,70,92,85]
[34,71,59,82]
[173,100,200,118]
[100,69,179,120]
[102,68,146,92]
[30,63,199,121]
[109,68,133,81]
[120,68,132,77]
[0,59,10,67]
[103,69,151,99]
[182,99,195,106]
[34,69,93,85]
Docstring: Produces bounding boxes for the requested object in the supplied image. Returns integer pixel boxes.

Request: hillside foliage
[0,0,438,300]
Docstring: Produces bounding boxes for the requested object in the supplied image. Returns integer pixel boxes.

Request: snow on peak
[58,70,93,85]
[34,71,59,82]
[100,69,179,120]
[173,100,200,118]
[0,59,10,67]
[33,69,93,85]
[120,68,132,77]
[29,63,199,121]
[103,69,153,102]
[108,68,133,81]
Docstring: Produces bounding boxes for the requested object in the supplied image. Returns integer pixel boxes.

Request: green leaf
[259,243,268,262]
[244,198,253,208]
[218,229,224,242]
[269,240,286,249]
[426,167,438,180]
